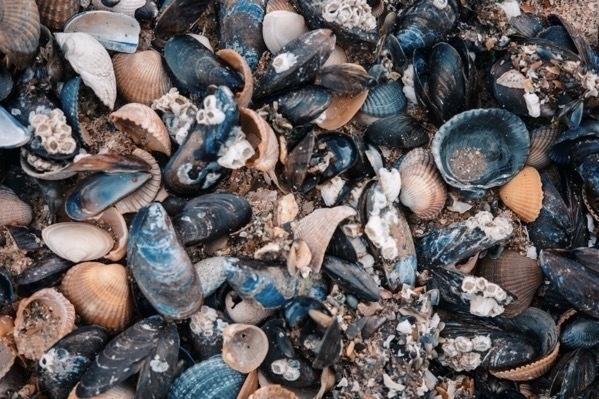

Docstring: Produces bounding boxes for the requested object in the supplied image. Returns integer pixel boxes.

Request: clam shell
[37,0,79,30]
[248,385,298,399]
[54,32,117,110]
[113,50,172,106]
[91,0,145,17]
[526,124,560,169]
[398,148,447,219]
[217,49,254,107]
[262,10,308,54]
[499,166,543,223]
[0,186,33,226]
[110,103,171,155]
[61,262,133,331]
[323,46,348,67]
[42,222,114,263]
[239,107,279,173]
[222,324,269,373]
[68,383,135,399]
[0,0,40,68]
[113,148,162,214]
[13,288,76,360]
[476,250,543,318]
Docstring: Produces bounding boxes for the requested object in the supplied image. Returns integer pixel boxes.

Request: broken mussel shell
[321,255,380,302]
[222,323,269,373]
[431,108,531,198]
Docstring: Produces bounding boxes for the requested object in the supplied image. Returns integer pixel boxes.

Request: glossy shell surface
[42,222,114,263]
[113,50,172,105]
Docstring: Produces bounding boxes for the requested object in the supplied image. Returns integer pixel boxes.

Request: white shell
[64,10,140,53]
[91,0,146,17]
[262,11,308,54]
[42,222,114,262]
[55,32,117,109]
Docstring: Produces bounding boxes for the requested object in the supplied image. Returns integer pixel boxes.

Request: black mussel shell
[8,226,44,251]
[154,0,211,44]
[3,73,60,127]
[314,63,375,96]
[38,326,109,399]
[322,255,380,302]
[325,226,359,263]
[60,76,86,146]
[136,0,160,20]
[272,86,332,126]
[549,120,599,165]
[172,192,252,246]
[490,54,530,117]
[284,129,315,191]
[570,139,599,196]
[16,254,73,296]
[283,296,330,329]
[364,113,428,149]
[0,62,13,101]
[561,317,599,349]
[0,270,14,308]
[136,322,179,398]
[550,348,598,399]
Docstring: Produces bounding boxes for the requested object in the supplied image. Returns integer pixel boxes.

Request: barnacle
[321,0,376,31]
[152,88,198,144]
[28,108,77,155]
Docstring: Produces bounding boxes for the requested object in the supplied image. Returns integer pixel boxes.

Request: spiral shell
[398,148,447,219]
[113,50,172,105]
[61,262,134,331]
[110,103,171,155]
[0,185,33,226]
[222,324,269,373]
[37,0,79,30]
[42,222,114,263]
[499,166,543,223]
[0,0,40,68]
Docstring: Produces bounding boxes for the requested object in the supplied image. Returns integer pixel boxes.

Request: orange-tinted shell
[217,49,253,107]
[499,166,543,222]
[248,385,298,399]
[490,343,560,381]
[36,0,79,30]
[239,107,279,173]
[222,324,269,373]
[61,262,134,331]
[113,50,172,105]
[109,103,171,155]
[0,0,40,68]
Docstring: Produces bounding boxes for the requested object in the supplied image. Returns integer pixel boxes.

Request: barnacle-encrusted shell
[398,148,447,219]
[28,107,78,157]
[113,50,172,105]
[262,10,308,54]
[42,222,114,263]
[0,185,33,226]
[54,32,117,109]
[37,0,79,30]
[110,103,171,155]
[222,324,269,373]
[13,288,76,360]
[499,166,544,223]
[0,0,40,68]
[61,262,133,331]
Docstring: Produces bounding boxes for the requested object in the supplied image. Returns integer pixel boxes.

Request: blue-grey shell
[60,76,83,144]
[361,80,406,118]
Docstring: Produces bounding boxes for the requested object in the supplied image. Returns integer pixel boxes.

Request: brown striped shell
[36,0,79,30]
[13,288,76,360]
[499,166,543,223]
[113,148,162,214]
[0,0,40,68]
[265,0,296,13]
[61,262,134,331]
[222,324,269,373]
[0,185,33,226]
[526,125,560,169]
[476,250,542,318]
[398,148,447,219]
[113,50,172,105]
[490,342,560,381]
[109,103,171,155]
[239,107,279,174]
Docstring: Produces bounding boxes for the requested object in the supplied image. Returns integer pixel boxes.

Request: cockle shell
[54,32,117,109]
[113,50,172,105]
[61,262,134,331]
[526,125,560,169]
[262,10,308,54]
[0,185,33,226]
[398,148,447,219]
[37,0,79,30]
[499,166,543,223]
[222,324,269,373]
[42,222,114,262]
[13,288,76,360]
[0,0,40,68]
[110,104,171,155]
[248,385,298,399]
[91,0,145,17]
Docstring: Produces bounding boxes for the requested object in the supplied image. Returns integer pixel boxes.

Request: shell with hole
[42,222,114,263]
[113,50,172,105]
[222,324,269,373]
[499,166,544,223]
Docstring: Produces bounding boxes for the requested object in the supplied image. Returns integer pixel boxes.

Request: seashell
[189,306,229,360]
[237,369,259,399]
[110,103,171,155]
[239,107,279,173]
[127,203,203,319]
[193,257,228,297]
[322,256,380,302]
[314,63,375,96]
[273,86,332,125]
[36,0,79,29]
[317,85,369,130]
[0,105,31,148]
[91,0,145,16]
[431,108,530,198]
[13,288,76,360]
[265,0,295,13]
[476,250,543,318]
[0,0,40,68]
[527,125,560,169]
[294,205,357,273]
[547,346,594,397]
[68,383,135,399]
[583,186,599,223]
[398,148,447,219]
[112,148,162,214]
[248,385,298,399]
[168,355,245,399]
[323,46,348,67]
[217,49,254,107]
[222,324,269,373]
[61,262,134,331]
[173,192,252,246]
[0,334,16,381]
[490,341,560,381]
[0,63,12,101]
[560,317,599,349]
[16,254,74,296]
[63,10,139,53]
[113,50,173,106]
[38,326,110,399]
[97,207,128,262]
[55,32,117,109]
[499,166,544,223]
[0,270,13,309]
[42,222,114,263]
[364,113,429,149]
[262,10,308,54]
[360,79,406,120]
[60,76,92,145]
[0,185,33,226]
[224,292,274,325]
[153,0,211,44]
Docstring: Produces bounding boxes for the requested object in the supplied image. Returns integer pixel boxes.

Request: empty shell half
[222,324,269,373]
[37,0,79,30]
[499,166,543,223]
[0,185,33,226]
[262,10,308,54]
[109,103,171,155]
[113,50,172,105]
[42,222,114,263]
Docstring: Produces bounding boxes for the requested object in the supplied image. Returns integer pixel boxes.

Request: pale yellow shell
[113,50,172,105]
[0,186,33,226]
[110,103,171,155]
[55,32,117,109]
[323,46,348,67]
[113,148,162,214]
[262,10,308,54]
[222,324,269,373]
[499,166,543,223]
[42,222,114,263]
[61,262,133,331]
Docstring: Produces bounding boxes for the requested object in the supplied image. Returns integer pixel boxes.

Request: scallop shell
[54,32,117,110]
[217,49,253,108]
[476,250,543,318]
[222,324,269,373]
[398,148,447,219]
[113,148,162,214]
[37,0,79,30]
[239,107,279,173]
[68,383,135,399]
[0,0,40,68]
[262,10,308,54]
[248,385,298,399]
[42,222,114,263]
[91,0,145,17]
[113,50,172,105]
[0,186,33,226]
[109,103,171,155]
[526,124,560,170]
[61,262,133,331]
[13,288,76,360]
[499,166,543,223]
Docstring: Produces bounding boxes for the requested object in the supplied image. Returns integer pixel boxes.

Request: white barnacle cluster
[377,168,401,203]
[460,275,512,317]
[217,127,256,169]
[272,52,298,74]
[438,335,491,371]
[28,107,77,155]
[189,306,229,337]
[464,211,513,242]
[364,186,399,260]
[196,94,226,125]
[270,358,301,381]
[321,0,377,31]
[152,88,198,144]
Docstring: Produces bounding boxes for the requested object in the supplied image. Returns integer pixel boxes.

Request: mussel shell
[0,63,13,101]
[549,348,597,399]
[16,254,73,296]
[0,105,31,149]
[127,203,203,319]
[560,317,599,349]
[172,192,252,246]
[363,113,428,149]
[0,271,13,309]
[60,76,88,145]
[272,86,332,125]
[154,0,211,44]
[38,326,110,399]
[322,255,380,302]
